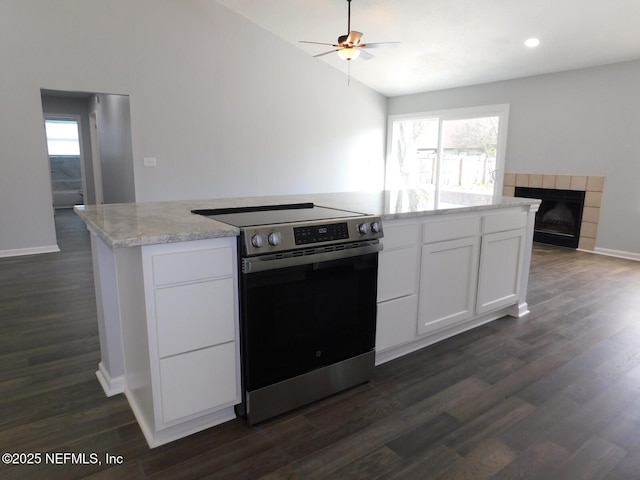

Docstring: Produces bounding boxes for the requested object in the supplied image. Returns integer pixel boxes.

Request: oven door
[239,249,379,393]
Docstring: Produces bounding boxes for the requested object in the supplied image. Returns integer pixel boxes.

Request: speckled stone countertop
[74,190,540,248]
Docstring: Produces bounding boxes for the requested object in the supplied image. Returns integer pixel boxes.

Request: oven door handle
[242,242,382,273]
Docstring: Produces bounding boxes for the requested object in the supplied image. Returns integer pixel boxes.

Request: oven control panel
[294,222,349,245]
[242,216,383,257]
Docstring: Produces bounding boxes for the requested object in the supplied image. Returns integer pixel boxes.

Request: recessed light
[525,38,540,48]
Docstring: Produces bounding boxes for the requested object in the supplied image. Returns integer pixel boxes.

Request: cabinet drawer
[422,216,480,244]
[377,246,418,302]
[482,211,527,234]
[376,295,418,351]
[152,247,233,286]
[381,223,419,250]
[159,342,237,423]
[155,278,235,358]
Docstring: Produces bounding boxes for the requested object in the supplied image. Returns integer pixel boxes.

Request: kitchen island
[75,190,540,447]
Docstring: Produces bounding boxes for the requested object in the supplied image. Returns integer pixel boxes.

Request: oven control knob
[268,231,282,246]
[370,221,382,233]
[358,223,371,235]
[251,234,265,248]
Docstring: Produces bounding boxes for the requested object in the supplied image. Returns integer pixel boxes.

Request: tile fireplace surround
[503,173,605,251]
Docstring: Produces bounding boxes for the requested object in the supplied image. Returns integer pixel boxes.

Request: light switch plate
[143,157,157,167]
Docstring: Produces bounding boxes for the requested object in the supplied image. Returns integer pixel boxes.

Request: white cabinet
[377,295,419,352]
[417,217,480,336]
[376,221,419,354]
[378,247,419,302]
[476,212,527,314]
[418,236,479,335]
[375,206,536,366]
[155,278,235,358]
[145,239,240,427]
[159,342,237,423]
[120,237,240,447]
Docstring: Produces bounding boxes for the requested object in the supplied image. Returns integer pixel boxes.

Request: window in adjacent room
[385,104,509,212]
[45,117,84,208]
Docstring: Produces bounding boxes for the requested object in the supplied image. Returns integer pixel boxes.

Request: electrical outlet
[143,157,157,167]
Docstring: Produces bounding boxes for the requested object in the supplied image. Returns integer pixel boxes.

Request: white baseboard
[125,387,237,448]
[591,247,640,262]
[0,245,60,258]
[506,302,530,318]
[96,363,125,397]
[375,308,509,366]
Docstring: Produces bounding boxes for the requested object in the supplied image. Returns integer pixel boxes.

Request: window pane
[49,156,82,192]
[44,119,82,199]
[45,119,80,156]
[441,116,498,197]
[387,118,439,211]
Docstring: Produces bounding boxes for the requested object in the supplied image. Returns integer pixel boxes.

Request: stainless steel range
[192,202,383,424]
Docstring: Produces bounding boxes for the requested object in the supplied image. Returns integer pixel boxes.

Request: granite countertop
[74,190,540,248]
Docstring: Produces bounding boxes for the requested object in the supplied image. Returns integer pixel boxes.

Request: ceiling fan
[300,0,400,61]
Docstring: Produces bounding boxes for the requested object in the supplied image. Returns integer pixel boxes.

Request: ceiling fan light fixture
[299,0,399,63]
[337,47,360,60]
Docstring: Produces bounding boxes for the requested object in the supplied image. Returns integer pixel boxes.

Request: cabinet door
[476,228,525,314]
[376,295,418,351]
[418,236,479,336]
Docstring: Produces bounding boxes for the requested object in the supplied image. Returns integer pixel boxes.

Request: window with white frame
[45,118,80,155]
[385,104,509,212]
[44,117,83,197]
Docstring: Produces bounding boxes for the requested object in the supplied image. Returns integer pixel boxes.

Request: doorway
[40,90,135,208]
[40,90,135,250]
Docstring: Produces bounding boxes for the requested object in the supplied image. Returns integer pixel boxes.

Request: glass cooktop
[191,203,365,228]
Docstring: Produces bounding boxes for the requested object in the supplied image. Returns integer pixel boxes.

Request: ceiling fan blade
[360,42,401,49]
[314,49,341,58]
[300,41,340,47]
[345,30,363,45]
[358,48,374,60]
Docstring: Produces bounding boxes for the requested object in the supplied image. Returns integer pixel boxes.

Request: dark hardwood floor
[2,209,640,479]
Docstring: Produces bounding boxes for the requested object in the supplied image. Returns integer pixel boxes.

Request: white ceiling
[214,0,640,97]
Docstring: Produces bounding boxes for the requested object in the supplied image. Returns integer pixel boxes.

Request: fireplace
[515,187,586,248]
[504,174,604,251]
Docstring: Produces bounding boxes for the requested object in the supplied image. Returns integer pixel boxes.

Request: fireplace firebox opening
[515,187,586,248]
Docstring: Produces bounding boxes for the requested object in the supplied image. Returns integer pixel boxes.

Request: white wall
[389,60,640,256]
[0,0,386,255]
